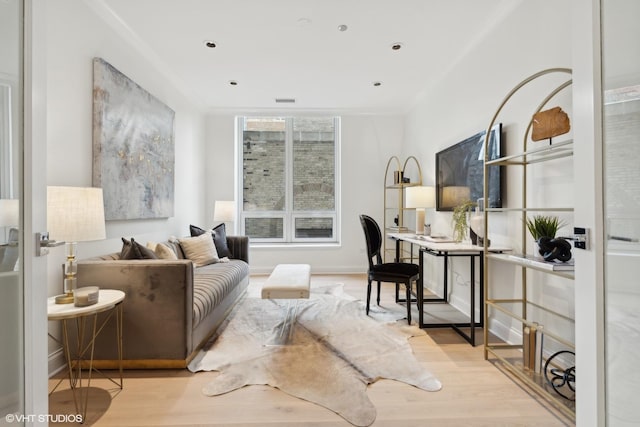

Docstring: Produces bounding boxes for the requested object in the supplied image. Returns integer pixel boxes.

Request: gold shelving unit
[383,156,422,262]
[481,68,576,422]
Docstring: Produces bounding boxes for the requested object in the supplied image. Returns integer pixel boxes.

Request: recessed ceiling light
[229,80,238,86]
[373,81,382,87]
[337,24,348,32]
[391,42,404,51]
[204,40,217,48]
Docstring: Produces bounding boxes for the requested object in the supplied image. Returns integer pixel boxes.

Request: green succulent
[525,215,565,240]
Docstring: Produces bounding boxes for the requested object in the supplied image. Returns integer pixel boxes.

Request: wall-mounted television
[435,123,503,211]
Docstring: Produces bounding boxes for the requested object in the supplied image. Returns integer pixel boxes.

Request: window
[238,116,340,243]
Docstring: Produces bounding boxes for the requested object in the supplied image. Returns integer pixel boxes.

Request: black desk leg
[480,253,484,324]
[418,249,424,327]
[395,239,400,302]
[470,255,476,346]
[443,253,448,301]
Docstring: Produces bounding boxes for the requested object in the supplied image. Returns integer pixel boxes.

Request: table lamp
[214,200,235,232]
[405,186,435,235]
[47,186,106,304]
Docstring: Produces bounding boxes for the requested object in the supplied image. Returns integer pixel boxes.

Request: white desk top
[388,232,510,253]
[47,289,125,320]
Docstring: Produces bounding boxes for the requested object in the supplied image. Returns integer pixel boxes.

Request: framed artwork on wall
[92,57,175,220]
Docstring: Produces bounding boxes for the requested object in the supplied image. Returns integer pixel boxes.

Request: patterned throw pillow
[178,232,219,267]
[190,223,232,258]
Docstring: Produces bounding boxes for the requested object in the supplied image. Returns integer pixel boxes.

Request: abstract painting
[92,57,175,220]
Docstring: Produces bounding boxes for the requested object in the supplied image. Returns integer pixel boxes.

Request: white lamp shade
[214,200,235,222]
[442,186,471,207]
[405,186,436,208]
[0,199,19,227]
[47,186,106,242]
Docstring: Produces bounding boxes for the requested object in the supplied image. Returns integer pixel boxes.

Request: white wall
[205,113,405,274]
[45,0,207,367]
[403,0,574,342]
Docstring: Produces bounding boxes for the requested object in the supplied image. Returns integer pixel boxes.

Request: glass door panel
[602,0,640,425]
[0,0,24,422]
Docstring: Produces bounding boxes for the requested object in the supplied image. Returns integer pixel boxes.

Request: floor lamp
[47,186,106,304]
[405,186,436,235]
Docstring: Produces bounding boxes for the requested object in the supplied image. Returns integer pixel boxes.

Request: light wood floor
[49,274,574,426]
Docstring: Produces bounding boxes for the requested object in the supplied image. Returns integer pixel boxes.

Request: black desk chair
[359,214,420,324]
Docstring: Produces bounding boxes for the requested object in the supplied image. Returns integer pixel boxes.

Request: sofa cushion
[190,224,232,258]
[192,260,250,328]
[156,242,179,260]
[121,237,158,260]
[179,232,219,267]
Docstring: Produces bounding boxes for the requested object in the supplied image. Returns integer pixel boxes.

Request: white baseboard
[48,348,66,377]
[250,266,365,275]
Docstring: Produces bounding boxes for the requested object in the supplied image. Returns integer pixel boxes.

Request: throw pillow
[156,242,178,260]
[120,238,136,259]
[132,238,158,259]
[120,237,158,260]
[190,223,232,258]
[178,232,219,267]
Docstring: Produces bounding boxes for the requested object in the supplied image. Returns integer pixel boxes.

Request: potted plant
[525,215,566,256]
[525,215,564,240]
[452,200,476,242]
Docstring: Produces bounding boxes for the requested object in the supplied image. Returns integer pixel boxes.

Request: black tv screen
[436,123,503,211]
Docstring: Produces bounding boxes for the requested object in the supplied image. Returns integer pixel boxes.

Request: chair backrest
[359,214,383,268]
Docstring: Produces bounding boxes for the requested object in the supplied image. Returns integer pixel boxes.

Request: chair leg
[405,281,412,324]
[376,281,381,306]
[366,279,372,315]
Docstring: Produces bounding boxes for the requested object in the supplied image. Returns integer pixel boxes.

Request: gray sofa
[75,235,249,369]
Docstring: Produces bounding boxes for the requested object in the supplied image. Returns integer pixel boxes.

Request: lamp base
[415,208,426,235]
[55,292,74,304]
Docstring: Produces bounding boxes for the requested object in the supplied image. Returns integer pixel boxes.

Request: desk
[389,233,508,346]
[48,289,125,420]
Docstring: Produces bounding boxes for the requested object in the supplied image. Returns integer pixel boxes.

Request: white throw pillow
[147,241,178,260]
[178,232,219,267]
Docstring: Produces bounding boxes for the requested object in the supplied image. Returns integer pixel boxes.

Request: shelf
[486,300,575,348]
[486,139,573,166]
[486,207,574,213]
[482,68,575,421]
[486,346,576,421]
[385,183,420,189]
[383,155,423,263]
[487,253,575,279]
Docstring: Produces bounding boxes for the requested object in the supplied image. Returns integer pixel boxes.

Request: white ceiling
[101,0,515,113]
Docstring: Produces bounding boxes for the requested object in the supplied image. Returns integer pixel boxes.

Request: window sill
[250,242,341,250]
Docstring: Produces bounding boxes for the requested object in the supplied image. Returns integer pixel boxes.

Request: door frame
[572,0,606,425]
[23,0,49,422]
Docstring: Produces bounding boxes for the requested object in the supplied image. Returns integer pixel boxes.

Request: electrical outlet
[573,227,589,250]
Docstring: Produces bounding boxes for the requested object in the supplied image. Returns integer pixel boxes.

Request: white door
[0,0,25,423]
[601,0,640,425]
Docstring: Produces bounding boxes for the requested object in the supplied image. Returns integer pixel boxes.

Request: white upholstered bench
[261,264,311,345]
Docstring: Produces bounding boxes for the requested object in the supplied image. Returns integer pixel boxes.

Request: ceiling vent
[275,98,296,104]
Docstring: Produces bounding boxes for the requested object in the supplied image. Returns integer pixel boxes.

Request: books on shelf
[505,254,575,271]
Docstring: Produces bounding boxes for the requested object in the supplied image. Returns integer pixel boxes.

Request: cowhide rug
[188,283,442,426]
